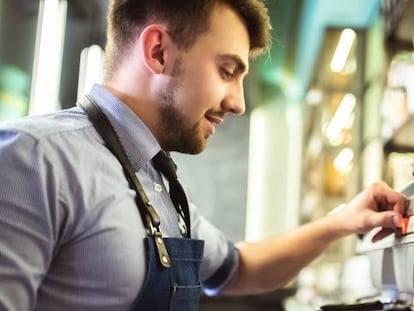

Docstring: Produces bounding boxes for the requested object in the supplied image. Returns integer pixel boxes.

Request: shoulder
[0,107,110,164]
[0,107,91,142]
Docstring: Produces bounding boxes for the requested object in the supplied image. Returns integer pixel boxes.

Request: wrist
[325,204,354,238]
[328,203,347,215]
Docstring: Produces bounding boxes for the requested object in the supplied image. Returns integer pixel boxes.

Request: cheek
[181,72,224,110]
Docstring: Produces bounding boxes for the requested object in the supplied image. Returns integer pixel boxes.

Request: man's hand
[329,181,409,242]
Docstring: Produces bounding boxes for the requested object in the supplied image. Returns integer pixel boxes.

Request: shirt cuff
[202,241,239,296]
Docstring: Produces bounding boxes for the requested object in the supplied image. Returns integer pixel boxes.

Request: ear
[139,25,171,74]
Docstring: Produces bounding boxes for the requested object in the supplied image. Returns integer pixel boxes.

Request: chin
[179,143,206,155]
[173,137,207,155]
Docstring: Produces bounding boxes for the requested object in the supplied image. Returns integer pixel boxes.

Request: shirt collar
[87,83,161,171]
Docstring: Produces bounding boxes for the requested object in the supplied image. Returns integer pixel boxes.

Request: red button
[401,218,409,235]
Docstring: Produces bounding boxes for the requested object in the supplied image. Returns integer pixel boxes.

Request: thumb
[369,212,402,242]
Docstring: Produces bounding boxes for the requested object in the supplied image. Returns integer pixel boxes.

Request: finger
[367,211,402,230]
[373,187,409,215]
[390,196,410,215]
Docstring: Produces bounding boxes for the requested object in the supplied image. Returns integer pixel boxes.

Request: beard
[157,58,207,154]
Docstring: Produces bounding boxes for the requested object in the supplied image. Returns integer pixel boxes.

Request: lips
[205,114,224,135]
[206,114,224,125]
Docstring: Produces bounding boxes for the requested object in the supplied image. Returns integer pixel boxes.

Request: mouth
[205,114,224,135]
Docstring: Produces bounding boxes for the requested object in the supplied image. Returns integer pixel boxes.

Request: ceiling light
[334,148,354,172]
[326,93,356,142]
[330,28,356,73]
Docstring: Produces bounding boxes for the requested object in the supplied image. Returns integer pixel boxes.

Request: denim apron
[133,237,204,310]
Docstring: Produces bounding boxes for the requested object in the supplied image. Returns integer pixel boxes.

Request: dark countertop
[199,288,296,311]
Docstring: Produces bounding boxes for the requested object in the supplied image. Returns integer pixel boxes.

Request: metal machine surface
[393,180,414,299]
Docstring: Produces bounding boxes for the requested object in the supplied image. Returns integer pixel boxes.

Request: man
[0,0,408,310]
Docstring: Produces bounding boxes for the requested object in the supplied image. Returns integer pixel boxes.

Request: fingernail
[393,214,402,227]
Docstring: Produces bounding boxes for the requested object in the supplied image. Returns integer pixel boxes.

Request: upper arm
[0,130,58,310]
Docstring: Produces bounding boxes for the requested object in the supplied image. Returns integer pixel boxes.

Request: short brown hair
[105,0,272,78]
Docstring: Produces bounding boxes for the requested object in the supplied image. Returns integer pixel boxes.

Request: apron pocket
[169,283,202,311]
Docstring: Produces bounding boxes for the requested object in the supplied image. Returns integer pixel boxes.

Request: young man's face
[157,4,250,154]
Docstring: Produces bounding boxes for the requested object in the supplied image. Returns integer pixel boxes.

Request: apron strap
[78,95,171,268]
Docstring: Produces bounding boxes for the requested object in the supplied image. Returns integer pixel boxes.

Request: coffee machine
[392,180,414,302]
[318,180,414,310]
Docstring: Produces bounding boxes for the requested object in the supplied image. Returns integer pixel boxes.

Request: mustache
[205,109,226,119]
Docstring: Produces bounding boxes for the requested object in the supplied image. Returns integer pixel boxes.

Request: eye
[220,67,235,80]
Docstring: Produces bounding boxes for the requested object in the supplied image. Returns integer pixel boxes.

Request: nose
[222,83,246,115]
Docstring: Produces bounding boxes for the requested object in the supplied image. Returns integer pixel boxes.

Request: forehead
[194,3,250,71]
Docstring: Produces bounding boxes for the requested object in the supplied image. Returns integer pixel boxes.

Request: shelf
[384,116,414,153]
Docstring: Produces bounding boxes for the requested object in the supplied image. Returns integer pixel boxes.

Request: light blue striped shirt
[0,84,237,310]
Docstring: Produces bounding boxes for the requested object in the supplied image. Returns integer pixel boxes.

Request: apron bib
[134,237,204,311]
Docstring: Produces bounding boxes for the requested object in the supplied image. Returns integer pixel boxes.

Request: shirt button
[154,183,163,193]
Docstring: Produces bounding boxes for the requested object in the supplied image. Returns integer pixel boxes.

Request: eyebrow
[217,54,249,75]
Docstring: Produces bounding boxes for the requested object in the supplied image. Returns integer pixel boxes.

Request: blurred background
[1,0,414,310]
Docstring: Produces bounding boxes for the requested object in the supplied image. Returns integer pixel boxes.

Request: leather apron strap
[79,95,171,268]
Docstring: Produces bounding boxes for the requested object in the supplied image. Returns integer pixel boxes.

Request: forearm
[224,182,408,295]
[224,214,350,295]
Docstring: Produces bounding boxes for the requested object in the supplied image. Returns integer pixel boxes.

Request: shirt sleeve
[0,130,59,310]
[189,203,239,296]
